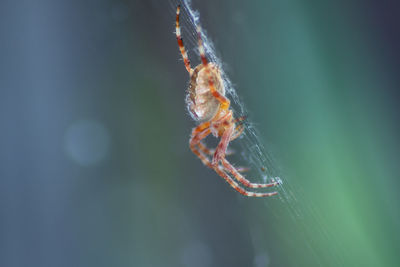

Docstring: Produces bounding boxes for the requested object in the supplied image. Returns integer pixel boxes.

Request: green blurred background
[1,0,399,266]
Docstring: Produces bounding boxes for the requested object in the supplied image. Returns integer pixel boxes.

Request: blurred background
[1,0,399,266]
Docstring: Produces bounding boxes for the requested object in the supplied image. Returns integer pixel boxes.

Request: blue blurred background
[1,0,399,266]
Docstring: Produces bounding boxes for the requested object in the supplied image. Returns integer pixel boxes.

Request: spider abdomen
[186,63,225,121]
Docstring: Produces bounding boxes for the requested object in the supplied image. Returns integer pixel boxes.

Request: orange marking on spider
[176,5,279,197]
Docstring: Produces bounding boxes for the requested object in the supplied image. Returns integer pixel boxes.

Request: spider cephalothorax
[176,5,279,197]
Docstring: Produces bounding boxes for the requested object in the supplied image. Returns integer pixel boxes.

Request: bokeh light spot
[254,253,270,267]
[65,119,110,166]
[181,241,213,267]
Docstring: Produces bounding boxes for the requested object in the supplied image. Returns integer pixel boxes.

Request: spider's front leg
[189,122,212,168]
[211,122,235,167]
[197,142,235,157]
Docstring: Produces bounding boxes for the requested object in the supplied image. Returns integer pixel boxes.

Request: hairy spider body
[176,5,279,197]
[187,63,224,122]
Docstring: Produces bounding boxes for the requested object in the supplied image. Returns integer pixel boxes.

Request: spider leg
[221,158,279,189]
[233,115,247,124]
[197,114,243,167]
[190,128,213,168]
[190,121,229,168]
[211,118,278,190]
[198,142,234,156]
[197,142,213,156]
[190,124,275,197]
[230,115,246,141]
[230,123,244,141]
[196,25,209,66]
[214,166,278,197]
[197,141,246,175]
[211,122,235,167]
[176,5,193,74]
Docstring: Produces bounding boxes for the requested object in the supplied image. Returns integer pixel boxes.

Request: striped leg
[230,115,246,141]
[212,122,235,166]
[210,122,249,174]
[190,127,212,169]
[189,122,232,167]
[211,117,278,191]
[190,126,276,197]
[196,116,243,164]
[214,166,278,197]
[191,133,275,196]
[176,5,192,74]
[197,141,246,173]
[196,25,230,110]
[230,123,244,141]
[222,158,279,189]
[233,116,247,124]
[197,142,234,156]
[197,142,213,155]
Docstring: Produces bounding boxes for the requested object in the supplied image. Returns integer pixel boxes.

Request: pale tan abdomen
[186,63,225,121]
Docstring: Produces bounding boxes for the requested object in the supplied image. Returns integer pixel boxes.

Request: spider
[176,5,279,197]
